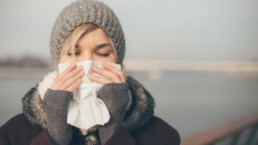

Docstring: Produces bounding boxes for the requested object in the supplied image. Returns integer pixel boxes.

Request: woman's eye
[67,51,81,56]
[97,53,110,57]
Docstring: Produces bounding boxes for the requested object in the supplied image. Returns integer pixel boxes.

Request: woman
[0,0,180,145]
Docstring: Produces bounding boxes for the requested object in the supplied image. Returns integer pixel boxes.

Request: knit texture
[50,0,125,65]
[97,83,131,144]
[43,89,73,145]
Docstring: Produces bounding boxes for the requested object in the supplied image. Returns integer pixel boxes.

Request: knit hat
[50,0,125,65]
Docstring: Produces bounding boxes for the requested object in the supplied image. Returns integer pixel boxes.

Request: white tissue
[58,60,121,130]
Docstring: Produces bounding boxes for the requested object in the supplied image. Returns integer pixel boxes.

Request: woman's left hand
[88,62,125,84]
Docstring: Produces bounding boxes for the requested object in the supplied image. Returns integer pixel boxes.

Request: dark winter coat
[0,76,180,145]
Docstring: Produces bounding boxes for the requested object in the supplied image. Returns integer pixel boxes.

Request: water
[0,71,258,138]
[0,78,40,124]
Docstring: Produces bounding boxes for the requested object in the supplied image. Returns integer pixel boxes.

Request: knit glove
[97,83,131,144]
[43,89,73,145]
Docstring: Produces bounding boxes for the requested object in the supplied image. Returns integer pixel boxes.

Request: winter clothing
[43,89,73,145]
[0,76,180,145]
[50,0,125,65]
[97,83,131,144]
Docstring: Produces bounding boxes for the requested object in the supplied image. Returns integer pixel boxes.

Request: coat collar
[22,72,155,134]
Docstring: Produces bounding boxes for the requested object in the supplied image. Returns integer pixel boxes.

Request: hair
[61,23,118,62]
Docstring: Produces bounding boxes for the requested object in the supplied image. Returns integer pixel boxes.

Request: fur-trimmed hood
[22,73,155,134]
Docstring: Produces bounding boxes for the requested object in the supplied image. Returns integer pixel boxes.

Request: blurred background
[0,0,258,144]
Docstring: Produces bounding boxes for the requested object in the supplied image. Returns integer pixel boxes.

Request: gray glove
[97,83,131,144]
[43,89,73,145]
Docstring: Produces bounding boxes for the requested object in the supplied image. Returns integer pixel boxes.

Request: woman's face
[60,28,117,64]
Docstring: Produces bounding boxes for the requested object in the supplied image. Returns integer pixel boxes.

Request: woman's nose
[77,52,94,62]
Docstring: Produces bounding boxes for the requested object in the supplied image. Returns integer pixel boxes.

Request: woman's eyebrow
[96,43,112,49]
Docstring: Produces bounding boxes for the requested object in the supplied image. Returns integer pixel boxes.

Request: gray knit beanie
[50,0,125,65]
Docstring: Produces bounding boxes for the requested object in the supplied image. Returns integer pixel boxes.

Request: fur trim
[22,85,47,129]
[123,76,155,131]
[22,74,155,133]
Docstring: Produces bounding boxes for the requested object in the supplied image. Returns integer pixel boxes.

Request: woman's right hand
[44,63,84,145]
[50,64,85,92]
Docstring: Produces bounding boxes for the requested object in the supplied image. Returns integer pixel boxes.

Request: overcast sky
[0,0,258,60]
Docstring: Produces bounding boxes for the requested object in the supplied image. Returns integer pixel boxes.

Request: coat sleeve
[30,129,55,145]
[0,126,9,145]
[0,114,55,145]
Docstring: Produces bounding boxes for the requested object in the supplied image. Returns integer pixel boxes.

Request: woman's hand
[88,62,125,84]
[44,64,84,145]
[50,64,85,92]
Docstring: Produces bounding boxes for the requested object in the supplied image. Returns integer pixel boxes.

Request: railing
[181,113,258,145]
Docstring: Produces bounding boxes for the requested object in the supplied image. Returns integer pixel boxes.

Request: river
[1,71,258,138]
